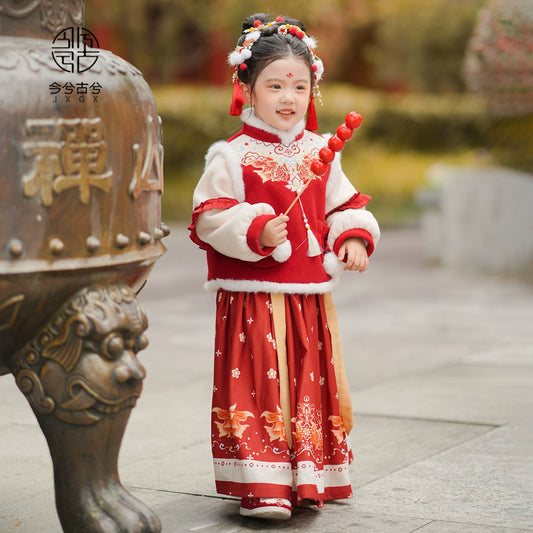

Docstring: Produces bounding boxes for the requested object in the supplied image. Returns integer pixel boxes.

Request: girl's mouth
[277,109,295,117]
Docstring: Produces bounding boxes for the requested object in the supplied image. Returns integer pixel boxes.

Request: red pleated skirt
[211,289,353,506]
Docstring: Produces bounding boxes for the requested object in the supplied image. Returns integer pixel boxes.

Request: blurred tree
[463,0,533,171]
[464,0,533,116]
[351,0,485,92]
[86,0,341,84]
[86,0,484,92]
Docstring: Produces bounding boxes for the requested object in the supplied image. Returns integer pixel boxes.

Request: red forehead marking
[286,72,294,78]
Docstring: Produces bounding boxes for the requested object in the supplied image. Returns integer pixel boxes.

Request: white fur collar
[241,108,306,146]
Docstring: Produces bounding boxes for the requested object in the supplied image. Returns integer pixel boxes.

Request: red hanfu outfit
[189,108,380,506]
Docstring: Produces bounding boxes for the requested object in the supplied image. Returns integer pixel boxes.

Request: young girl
[189,13,380,520]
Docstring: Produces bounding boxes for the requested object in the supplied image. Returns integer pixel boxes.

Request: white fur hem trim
[204,277,341,295]
[271,240,292,262]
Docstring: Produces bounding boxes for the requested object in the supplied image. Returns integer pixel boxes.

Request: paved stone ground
[1,225,532,532]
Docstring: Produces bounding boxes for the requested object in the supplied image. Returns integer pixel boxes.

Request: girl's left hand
[338,237,369,272]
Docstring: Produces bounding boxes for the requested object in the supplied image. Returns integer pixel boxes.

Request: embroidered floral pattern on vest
[241,152,318,193]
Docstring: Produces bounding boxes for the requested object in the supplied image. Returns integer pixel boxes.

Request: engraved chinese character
[22,118,113,206]
[55,118,113,204]
[129,115,164,199]
[23,120,62,207]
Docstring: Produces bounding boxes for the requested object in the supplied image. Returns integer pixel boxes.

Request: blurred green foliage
[154,84,490,224]
[86,0,484,92]
[156,85,488,163]
[84,0,531,225]
[486,115,533,172]
[361,0,485,92]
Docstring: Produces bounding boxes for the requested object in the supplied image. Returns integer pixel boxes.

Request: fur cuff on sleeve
[327,209,380,251]
[271,240,292,262]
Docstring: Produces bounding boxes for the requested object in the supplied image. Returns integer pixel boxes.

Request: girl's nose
[280,90,294,103]
[114,351,147,383]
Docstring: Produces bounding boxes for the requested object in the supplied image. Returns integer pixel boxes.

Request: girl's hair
[235,13,315,92]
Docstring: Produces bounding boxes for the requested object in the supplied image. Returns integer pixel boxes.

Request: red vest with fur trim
[207,123,336,294]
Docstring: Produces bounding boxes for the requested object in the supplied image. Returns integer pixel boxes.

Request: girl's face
[243,56,312,131]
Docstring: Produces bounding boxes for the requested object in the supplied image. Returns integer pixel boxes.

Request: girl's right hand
[259,215,289,247]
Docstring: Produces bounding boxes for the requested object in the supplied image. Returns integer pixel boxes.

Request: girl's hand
[259,215,289,248]
[338,237,369,272]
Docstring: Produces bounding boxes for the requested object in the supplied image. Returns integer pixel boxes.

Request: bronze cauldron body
[1,2,165,531]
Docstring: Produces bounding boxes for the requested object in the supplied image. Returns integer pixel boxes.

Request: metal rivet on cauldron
[154,227,164,240]
[138,231,151,245]
[160,222,170,237]
[8,239,24,258]
[86,236,101,253]
[49,238,65,255]
[115,233,130,248]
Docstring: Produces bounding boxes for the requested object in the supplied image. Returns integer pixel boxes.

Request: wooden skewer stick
[284,183,310,215]
[284,111,363,216]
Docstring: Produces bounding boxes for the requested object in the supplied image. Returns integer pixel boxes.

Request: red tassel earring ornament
[230,73,244,116]
[306,94,318,131]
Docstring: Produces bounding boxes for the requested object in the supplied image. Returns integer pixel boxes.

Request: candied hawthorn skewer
[284,111,363,215]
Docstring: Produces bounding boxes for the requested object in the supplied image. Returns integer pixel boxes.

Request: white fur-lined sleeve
[325,153,380,249]
[324,153,358,213]
[193,141,245,206]
[193,142,277,262]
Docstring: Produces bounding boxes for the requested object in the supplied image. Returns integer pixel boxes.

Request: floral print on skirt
[211,289,353,505]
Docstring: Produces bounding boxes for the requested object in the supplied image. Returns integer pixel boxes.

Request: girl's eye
[271,84,281,89]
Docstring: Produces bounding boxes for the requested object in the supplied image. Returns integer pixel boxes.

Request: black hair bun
[242,13,270,32]
[241,13,307,34]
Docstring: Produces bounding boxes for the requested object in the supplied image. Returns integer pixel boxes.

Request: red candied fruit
[311,159,329,176]
[336,124,354,141]
[328,135,345,152]
[319,146,335,163]
[345,111,362,129]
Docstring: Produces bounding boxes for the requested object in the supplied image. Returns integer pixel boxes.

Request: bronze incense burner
[1,1,165,531]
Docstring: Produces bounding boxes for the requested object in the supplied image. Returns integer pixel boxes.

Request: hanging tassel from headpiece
[305,94,318,131]
[230,77,244,116]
